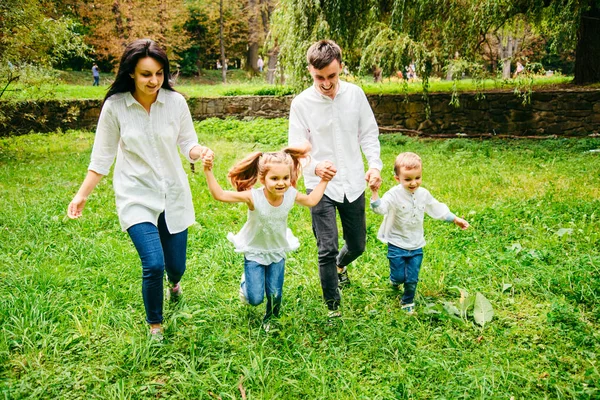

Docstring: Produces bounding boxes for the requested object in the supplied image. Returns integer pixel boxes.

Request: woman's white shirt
[88,89,199,233]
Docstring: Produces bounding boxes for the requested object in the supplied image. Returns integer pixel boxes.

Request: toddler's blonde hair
[394,152,422,176]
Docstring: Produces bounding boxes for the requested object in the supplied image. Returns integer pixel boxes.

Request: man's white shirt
[288,80,383,203]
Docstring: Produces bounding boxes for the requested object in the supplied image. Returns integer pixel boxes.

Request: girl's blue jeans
[387,244,423,305]
[127,213,187,324]
[242,257,285,321]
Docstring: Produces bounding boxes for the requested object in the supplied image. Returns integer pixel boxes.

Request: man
[288,40,382,317]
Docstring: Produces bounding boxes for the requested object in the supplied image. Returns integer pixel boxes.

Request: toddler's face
[395,166,422,193]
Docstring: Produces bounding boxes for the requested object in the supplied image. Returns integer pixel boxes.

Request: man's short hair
[306,40,342,70]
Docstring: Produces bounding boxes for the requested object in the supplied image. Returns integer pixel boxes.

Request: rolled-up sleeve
[288,101,318,175]
[424,191,453,221]
[89,104,119,175]
[358,91,383,171]
[177,97,200,163]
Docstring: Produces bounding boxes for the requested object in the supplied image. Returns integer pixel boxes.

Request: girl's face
[261,163,292,198]
[130,56,164,100]
[395,166,422,193]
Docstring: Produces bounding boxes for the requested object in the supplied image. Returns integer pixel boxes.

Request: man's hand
[315,161,337,181]
[365,168,382,191]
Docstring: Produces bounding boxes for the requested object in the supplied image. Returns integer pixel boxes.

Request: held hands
[191,145,214,166]
[365,168,382,191]
[315,161,337,181]
[454,217,470,230]
[202,152,214,171]
[67,194,87,219]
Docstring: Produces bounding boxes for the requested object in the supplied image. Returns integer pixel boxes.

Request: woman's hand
[68,194,87,219]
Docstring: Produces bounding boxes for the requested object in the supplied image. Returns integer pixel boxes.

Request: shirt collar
[311,79,348,101]
[125,88,166,107]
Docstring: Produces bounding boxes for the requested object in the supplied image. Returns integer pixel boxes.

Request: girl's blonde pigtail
[228,151,262,192]
[282,141,312,187]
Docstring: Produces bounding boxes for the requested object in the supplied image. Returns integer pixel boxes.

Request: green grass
[1,119,599,398]
[1,71,574,101]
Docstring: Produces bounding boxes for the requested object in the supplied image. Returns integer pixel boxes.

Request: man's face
[308,59,342,99]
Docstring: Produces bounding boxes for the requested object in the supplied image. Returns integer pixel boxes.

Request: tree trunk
[266,39,279,84]
[573,3,600,84]
[220,0,226,84]
[246,0,259,73]
[247,42,259,73]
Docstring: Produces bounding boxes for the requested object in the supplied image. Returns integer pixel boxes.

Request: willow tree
[272,0,600,88]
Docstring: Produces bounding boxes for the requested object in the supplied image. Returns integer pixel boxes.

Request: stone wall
[1,90,598,137]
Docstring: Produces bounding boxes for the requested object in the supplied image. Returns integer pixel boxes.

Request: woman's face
[130,56,164,100]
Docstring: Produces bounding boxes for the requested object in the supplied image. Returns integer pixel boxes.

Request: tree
[272,0,600,87]
[74,0,190,66]
[179,0,247,75]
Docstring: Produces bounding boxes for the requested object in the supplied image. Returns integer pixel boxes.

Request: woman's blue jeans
[242,258,285,321]
[387,244,423,305]
[127,213,187,324]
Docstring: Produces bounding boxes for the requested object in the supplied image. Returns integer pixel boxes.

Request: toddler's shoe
[401,302,415,315]
[337,266,350,288]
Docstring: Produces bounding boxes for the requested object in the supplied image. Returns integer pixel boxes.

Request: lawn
[1,69,574,101]
[1,118,599,398]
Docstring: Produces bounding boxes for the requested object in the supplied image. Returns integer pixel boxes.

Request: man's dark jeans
[309,192,366,311]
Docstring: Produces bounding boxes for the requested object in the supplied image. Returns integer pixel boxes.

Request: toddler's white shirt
[371,185,455,250]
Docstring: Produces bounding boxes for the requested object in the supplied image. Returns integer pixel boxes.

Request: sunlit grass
[1,120,599,398]
[1,71,574,100]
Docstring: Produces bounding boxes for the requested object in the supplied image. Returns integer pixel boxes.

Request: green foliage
[1,121,600,398]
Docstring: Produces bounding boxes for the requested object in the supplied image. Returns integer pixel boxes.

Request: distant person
[288,39,383,318]
[257,55,264,72]
[201,143,335,330]
[370,152,469,314]
[68,39,214,341]
[92,63,100,86]
[514,61,524,77]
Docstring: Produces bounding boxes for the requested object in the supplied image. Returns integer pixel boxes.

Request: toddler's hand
[368,177,381,191]
[454,217,470,230]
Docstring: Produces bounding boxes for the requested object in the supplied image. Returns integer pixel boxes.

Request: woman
[68,39,213,340]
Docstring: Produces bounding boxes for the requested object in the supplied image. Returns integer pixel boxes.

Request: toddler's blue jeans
[127,213,187,324]
[242,258,285,321]
[387,244,423,305]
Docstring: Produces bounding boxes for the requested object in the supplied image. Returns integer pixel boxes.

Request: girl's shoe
[239,274,249,304]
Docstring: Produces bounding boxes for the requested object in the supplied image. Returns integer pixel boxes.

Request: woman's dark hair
[104,39,174,102]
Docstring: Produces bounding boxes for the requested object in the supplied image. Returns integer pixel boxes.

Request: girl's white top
[88,89,199,233]
[371,186,455,250]
[227,187,300,265]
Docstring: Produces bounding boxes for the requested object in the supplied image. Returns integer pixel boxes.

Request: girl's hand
[200,146,214,161]
[202,153,214,171]
[454,217,470,230]
[68,194,87,219]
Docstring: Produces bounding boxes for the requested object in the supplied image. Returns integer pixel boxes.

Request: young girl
[202,143,335,328]
[370,152,469,314]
